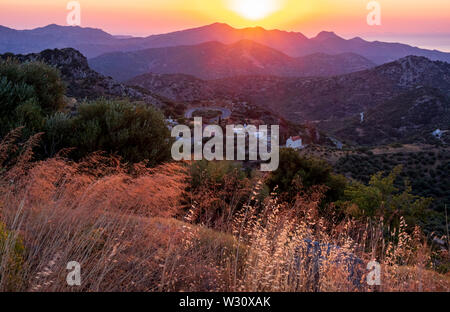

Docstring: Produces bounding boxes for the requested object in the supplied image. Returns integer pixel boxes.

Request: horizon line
[2,22,450,53]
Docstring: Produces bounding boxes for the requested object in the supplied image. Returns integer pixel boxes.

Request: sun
[229,0,282,20]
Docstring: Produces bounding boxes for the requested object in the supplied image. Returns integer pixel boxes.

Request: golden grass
[0,129,448,292]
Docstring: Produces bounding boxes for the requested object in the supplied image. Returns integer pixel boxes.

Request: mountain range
[1,22,449,146]
[89,40,375,81]
[129,56,450,118]
[1,23,450,65]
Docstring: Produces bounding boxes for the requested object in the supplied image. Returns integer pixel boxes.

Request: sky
[1,0,449,51]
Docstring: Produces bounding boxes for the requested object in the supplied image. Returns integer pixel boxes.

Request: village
[166,100,311,155]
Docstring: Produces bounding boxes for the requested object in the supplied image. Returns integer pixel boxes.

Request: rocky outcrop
[0,48,166,107]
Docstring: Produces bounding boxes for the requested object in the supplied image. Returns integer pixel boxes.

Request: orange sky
[1,0,449,50]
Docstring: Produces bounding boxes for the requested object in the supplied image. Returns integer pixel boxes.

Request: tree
[0,60,65,138]
[338,166,432,229]
[68,99,172,166]
[267,148,347,204]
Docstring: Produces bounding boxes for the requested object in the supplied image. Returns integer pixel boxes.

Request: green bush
[42,112,73,157]
[0,60,65,138]
[267,148,347,204]
[337,166,432,229]
[68,99,172,166]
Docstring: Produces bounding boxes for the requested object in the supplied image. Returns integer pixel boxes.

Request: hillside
[128,73,216,102]
[130,56,450,119]
[0,48,167,108]
[129,56,450,146]
[331,87,450,145]
[89,40,375,81]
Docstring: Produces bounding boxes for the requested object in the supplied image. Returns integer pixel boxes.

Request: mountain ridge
[89,39,376,81]
[1,23,449,64]
[127,55,450,145]
[128,55,450,119]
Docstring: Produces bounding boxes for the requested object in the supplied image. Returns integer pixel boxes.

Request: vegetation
[0,60,172,166]
[0,134,447,291]
[337,166,432,230]
[0,221,25,291]
[335,150,449,234]
[0,59,448,292]
[267,148,347,206]
[65,99,171,166]
[0,60,65,138]
[186,160,254,230]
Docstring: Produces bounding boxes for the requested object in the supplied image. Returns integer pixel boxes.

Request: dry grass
[0,129,448,292]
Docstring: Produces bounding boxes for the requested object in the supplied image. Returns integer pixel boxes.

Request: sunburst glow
[229,0,282,20]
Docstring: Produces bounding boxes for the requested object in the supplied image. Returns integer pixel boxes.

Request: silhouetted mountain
[1,23,449,64]
[89,40,375,81]
[0,48,166,107]
[0,24,121,57]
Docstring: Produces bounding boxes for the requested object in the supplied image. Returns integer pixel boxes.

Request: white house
[286,136,304,149]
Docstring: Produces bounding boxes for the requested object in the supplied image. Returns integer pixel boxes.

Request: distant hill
[129,56,450,145]
[1,23,450,65]
[0,24,119,57]
[128,73,215,102]
[0,48,167,107]
[207,56,450,122]
[331,87,450,145]
[90,40,375,81]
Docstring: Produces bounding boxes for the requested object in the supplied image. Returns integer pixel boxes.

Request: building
[286,136,304,149]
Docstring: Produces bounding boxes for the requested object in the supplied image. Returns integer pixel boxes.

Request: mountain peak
[0,25,15,33]
[397,55,432,63]
[350,36,365,43]
[202,22,234,31]
[38,24,67,30]
[313,31,341,41]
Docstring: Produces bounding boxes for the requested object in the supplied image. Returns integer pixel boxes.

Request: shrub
[190,160,246,190]
[337,166,433,229]
[67,99,172,166]
[0,60,65,138]
[267,148,347,205]
[42,112,73,157]
[0,60,65,113]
